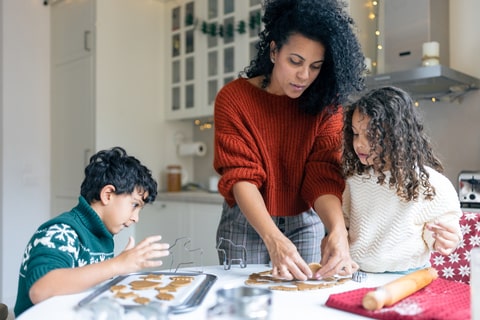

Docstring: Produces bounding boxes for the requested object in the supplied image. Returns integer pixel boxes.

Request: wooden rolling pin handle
[362,267,438,311]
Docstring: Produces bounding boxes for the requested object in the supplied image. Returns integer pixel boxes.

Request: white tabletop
[16,265,400,320]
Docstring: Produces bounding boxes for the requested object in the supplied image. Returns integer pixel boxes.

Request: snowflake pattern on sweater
[14,197,114,317]
[20,223,109,276]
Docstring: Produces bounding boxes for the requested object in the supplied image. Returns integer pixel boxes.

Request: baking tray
[77,271,217,314]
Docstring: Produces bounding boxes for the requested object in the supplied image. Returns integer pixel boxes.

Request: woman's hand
[312,195,358,279]
[232,181,313,281]
[264,233,312,281]
[315,229,358,279]
[426,221,462,255]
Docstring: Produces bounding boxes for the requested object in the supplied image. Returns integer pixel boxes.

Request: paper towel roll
[177,142,207,157]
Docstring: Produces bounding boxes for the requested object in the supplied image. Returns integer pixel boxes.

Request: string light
[366,0,381,74]
[194,119,214,131]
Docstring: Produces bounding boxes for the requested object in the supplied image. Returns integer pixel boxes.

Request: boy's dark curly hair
[342,86,444,201]
[242,0,365,115]
[80,146,158,204]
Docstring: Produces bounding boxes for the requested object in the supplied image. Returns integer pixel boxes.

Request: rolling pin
[362,267,438,311]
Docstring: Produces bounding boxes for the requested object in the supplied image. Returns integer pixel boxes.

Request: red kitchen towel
[325,278,470,320]
[430,211,480,284]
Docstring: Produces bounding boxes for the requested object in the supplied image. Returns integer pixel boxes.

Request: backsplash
[192,120,217,189]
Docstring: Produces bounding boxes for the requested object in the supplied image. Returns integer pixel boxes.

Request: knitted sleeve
[301,108,345,206]
[213,80,267,206]
[23,223,80,290]
[420,168,463,249]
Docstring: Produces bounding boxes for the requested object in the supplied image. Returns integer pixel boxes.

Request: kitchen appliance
[458,171,480,208]
[366,0,480,101]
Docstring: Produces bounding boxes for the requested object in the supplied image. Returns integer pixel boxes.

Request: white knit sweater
[343,167,462,273]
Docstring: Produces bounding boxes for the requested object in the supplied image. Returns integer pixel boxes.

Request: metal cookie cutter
[352,270,367,282]
[216,237,247,270]
[167,236,204,273]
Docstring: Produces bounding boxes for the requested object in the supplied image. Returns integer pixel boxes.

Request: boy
[14,147,169,316]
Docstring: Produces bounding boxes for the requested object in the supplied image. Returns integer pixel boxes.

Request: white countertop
[16,265,401,320]
[156,191,224,205]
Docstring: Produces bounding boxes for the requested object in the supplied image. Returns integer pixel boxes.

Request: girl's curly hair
[342,86,444,201]
[242,0,365,115]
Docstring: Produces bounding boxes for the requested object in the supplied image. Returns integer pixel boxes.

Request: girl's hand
[426,221,462,255]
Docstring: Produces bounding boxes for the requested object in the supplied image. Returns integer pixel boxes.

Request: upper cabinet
[165,0,262,120]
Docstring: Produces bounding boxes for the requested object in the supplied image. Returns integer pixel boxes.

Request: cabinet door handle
[84,149,92,167]
[84,30,91,52]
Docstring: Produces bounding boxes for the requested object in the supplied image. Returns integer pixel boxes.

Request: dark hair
[243,0,365,115]
[343,86,443,201]
[80,147,158,204]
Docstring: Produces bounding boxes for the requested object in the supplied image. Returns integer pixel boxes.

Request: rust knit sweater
[214,78,344,217]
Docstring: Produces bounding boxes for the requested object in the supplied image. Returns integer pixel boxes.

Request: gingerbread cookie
[169,276,194,282]
[308,262,322,274]
[129,280,162,290]
[134,296,151,305]
[115,291,138,299]
[156,284,178,293]
[110,284,127,293]
[156,292,175,301]
[142,273,163,281]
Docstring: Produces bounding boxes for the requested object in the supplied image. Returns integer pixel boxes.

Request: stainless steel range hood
[366,65,480,102]
[364,0,480,102]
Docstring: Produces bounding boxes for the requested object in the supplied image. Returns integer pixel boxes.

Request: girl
[342,86,462,273]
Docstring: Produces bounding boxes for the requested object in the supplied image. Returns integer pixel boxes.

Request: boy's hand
[117,235,170,273]
[426,221,461,255]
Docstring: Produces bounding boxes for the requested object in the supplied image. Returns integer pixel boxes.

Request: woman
[214,0,365,280]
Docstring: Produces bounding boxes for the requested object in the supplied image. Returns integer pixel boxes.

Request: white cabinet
[51,0,95,215]
[136,201,222,269]
[50,0,167,215]
[165,0,262,120]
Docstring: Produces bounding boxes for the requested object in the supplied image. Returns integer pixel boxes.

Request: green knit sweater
[14,196,114,316]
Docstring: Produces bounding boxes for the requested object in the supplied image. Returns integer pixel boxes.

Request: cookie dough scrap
[269,285,298,291]
[295,282,333,290]
[244,278,271,285]
[245,263,351,291]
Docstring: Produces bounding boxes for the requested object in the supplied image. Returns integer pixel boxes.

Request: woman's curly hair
[242,0,365,115]
[342,86,444,201]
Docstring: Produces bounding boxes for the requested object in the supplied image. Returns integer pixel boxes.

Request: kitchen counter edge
[156,191,224,205]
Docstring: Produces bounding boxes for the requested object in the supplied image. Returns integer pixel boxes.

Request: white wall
[94,0,194,194]
[1,0,51,312]
[92,0,194,254]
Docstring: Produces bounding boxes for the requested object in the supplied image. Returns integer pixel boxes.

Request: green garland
[186,11,262,38]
